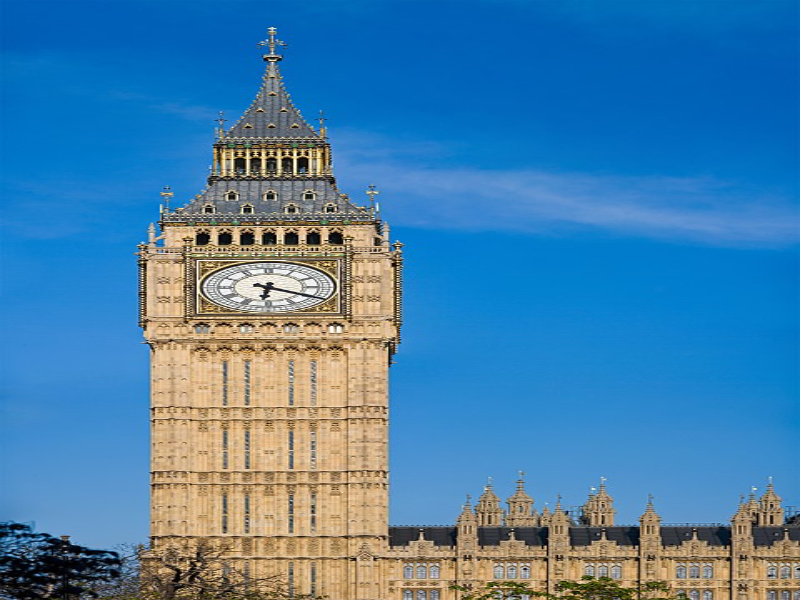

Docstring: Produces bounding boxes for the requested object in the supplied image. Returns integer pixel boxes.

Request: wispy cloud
[334,131,797,247]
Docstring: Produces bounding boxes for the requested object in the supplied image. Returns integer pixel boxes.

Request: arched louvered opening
[281,157,293,173]
[195,232,211,245]
[284,232,299,245]
[250,158,261,174]
[218,232,233,245]
[234,158,246,174]
[262,231,277,245]
[240,231,255,245]
[306,231,321,245]
[266,158,277,174]
[297,157,309,174]
[328,231,343,245]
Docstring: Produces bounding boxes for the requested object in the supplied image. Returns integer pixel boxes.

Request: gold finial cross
[366,185,380,205]
[258,27,287,60]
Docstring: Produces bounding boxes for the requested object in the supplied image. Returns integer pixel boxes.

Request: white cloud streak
[334,132,798,247]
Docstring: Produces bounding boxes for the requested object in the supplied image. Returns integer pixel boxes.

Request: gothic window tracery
[781,566,791,579]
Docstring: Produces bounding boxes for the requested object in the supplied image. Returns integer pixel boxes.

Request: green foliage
[0,522,121,600]
[452,576,680,600]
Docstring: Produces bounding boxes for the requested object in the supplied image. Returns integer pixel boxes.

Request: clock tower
[139,28,402,599]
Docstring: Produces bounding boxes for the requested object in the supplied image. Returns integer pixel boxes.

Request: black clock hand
[252,282,274,299]
[264,284,328,300]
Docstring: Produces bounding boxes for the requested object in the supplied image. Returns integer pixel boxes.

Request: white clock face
[201,262,336,313]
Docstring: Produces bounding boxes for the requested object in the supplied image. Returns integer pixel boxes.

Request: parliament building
[139,29,799,600]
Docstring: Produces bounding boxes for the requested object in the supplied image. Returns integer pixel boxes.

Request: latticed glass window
[520,564,531,579]
[598,565,609,577]
[416,566,427,579]
[494,565,504,579]
[429,564,440,579]
[507,565,518,579]
[585,566,596,577]
[677,565,687,579]
[703,592,713,600]
[611,565,622,579]
[689,565,700,579]
[703,565,713,579]
[767,591,777,600]
[430,591,440,600]
[780,566,791,579]
[689,591,699,600]
[767,565,778,579]
[403,565,413,579]
[780,592,790,600]
[403,591,413,600]
[416,591,426,600]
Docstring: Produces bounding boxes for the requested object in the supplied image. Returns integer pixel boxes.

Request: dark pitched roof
[570,527,640,546]
[478,527,548,546]
[660,527,731,547]
[226,61,317,140]
[389,527,457,547]
[752,527,800,546]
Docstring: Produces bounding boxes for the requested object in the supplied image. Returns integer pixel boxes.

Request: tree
[91,541,320,600]
[0,522,121,600]
[452,576,682,600]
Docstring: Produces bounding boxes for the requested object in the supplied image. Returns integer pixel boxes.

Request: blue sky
[1,0,797,549]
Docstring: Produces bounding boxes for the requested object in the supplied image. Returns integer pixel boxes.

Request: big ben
[139,28,402,599]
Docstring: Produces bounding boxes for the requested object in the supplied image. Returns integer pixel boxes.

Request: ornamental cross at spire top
[258,27,287,62]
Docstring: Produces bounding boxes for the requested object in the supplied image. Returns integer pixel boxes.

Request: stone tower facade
[139,28,401,599]
[140,30,799,600]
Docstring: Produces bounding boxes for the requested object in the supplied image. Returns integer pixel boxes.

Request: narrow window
[288,494,295,533]
[310,492,317,533]
[767,592,777,600]
[297,157,309,173]
[416,565,427,579]
[250,158,261,173]
[203,204,215,214]
[306,231,321,245]
[241,204,254,214]
[703,592,713,600]
[795,566,800,579]
[262,231,277,245]
[781,593,790,600]
[703,565,713,579]
[403,565,414,579]
[288,360,295,405]
[221,493,228,533]
[233,161,245,176]
[507,565,518,579]
[689,592,699,600]
[222,360,229,405]
[244,429,251,469]
[243,494,251,533]
[328,231,343,244]
[194,323,210,334]
[520,565,531,579]
[417,589,427,600]
[781,567,791,579]
[240,231,255,245]
[611,565,621,579]
[310,360,317,406]
[404,591,413,600]
[282,157,293,173]
[493,565,504,579]
[243,360,251,405]
[284,323,299,333]
[585,566,595,577]
[222,430,229,469]
[429,564,440,579]
[598,565,609,577]
[218,232,233,245]
[310,431,317,470]
[288,430,294,469]
[195,232,211,245]
[310,562,317,597]
[266,158,277,173]
[328,323,343,334]
[430,592,440,600]
[239,324,254,333]
[677,566,687,579]
[690,565,700,579]
[284,231,299,244]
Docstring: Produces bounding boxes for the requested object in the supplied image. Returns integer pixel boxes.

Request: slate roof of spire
[226,61,318,139]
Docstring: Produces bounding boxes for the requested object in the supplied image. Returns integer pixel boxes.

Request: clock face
[200,262,336,313]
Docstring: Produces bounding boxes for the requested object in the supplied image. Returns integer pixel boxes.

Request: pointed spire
[506,472,536,527]
[476,479,505,527]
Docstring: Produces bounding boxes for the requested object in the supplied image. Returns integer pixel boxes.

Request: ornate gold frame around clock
[187,257,344,317]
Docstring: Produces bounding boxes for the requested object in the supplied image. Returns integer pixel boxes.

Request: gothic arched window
[239,324,254,333]
[403,592,413,600]
[493,565,504,579]
[611,565,622,579]
[781,566,791,579]
[324,203,337,213]
[217,231,233,246]
[403,565,413,579]
[430,592,440,600]
[297,157,309,173]
[306,231,321,245]
[689,592,699,600]
[282,157,293,173]
[284,204,298,214]
[328,231,343,245]
[767,592,777,600]
[416,591,426,600]
[520,565,531,579]
[703,592,713,600]
[780,592,790,600]
[284,231,299,245]
[328,323,344,334]
[250,158,261,173]
[240,231,255,245]
[233,159,245,174]
[416,565,427,579]
[266,158,277,173]
[767,566,778,579]
[677,566,687,579]
[429,564,440,579]
[703,565,713,579]
[195,231,211,245]
[507,565,518,579]
[795,566,800,579]
[598,565,609,577]
[689,565,700,579]
[283,323,299,334]
[194,324,210,334]
[262,231,277,245]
